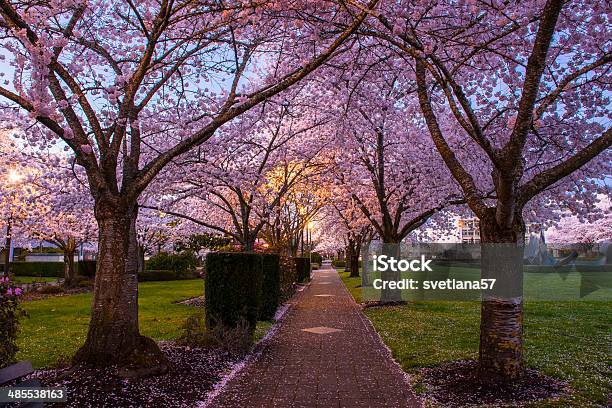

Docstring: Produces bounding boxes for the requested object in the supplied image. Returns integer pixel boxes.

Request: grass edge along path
[338,270,611,407]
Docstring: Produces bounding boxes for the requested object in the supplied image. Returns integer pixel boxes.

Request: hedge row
[145,252,198,273]
[10,259,198,281]
[294,257,311,282]
[205,252,263,333]
[205,252,303,333]
[279,256,297,303]
[332,259,346,268]
[11,261,95,277]
[311,252,323,265]
[260,254,280,321]
[79,260,97,277]
[11,262,64,277]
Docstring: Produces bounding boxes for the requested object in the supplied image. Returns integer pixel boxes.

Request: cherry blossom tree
[304,56,463,299]
[312,225,345,259]
[326,76,462,245]
[134,208,179,273]
[261,167,331,256]
[0,130,51,273]
[360,0,611,380]
[1,130,97,285]
[0,0,379,369]
[547,195,612,249]
[24,166,97,287]
[144,95,330,251]
[324,198,373,278]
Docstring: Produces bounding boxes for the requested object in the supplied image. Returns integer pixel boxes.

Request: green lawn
[17,280,204,367]
[13,276,58,284]
[339,270,612,407]
[16,279,275,368]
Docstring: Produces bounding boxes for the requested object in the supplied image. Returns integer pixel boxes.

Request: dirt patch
[20,287,92,301]
[176,295,205,307]
[362,300,408,308]
[416,360,569,407]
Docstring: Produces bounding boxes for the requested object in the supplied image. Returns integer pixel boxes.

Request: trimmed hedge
[332,259,346,268]
[78,260,96,277]
[145,252,198,273]
[11,262,64,277]
[0,277,19,368]
[311,252,323,265]
[11,259,199,281]
[259,253,281,321]
[279,256,297,303]
[138,269,176,281]
[294,257,311,282]
[205,252,263,333]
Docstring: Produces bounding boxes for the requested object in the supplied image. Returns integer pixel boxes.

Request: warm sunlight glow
[7,169,23,184]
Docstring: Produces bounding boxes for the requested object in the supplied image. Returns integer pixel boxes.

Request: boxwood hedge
[259,253,280,321]
[205,252,263,333]
[11,262,64,277]
[294,257,311,282]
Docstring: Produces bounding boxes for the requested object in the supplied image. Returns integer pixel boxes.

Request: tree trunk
[345,244,352,272]
[63,248,78,288]
[137,245,145,274]
[243,234,256,252]
[349,252,359,277]
[289,236,298,257]
[3,221,11,275]
[74,201,168,374]
[361,241,371,286]
[478,214,525,381]
[380,241,402,302]
[349,240,360,278]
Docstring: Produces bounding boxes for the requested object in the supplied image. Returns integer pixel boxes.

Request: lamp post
[3,218,11,276]
[306,221,313,255]
[305,221,313,278]
[300,227,304,256]
[3,169,23,276]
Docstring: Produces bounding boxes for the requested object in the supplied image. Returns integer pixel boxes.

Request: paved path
[209,264,419,408]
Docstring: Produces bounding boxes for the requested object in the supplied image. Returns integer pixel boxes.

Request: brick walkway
[208,264,419,408]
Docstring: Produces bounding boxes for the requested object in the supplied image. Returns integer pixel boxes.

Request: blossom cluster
[0,276,23,298]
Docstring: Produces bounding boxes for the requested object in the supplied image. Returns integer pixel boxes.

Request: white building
[24,253,78,263]
[457,217,480,244]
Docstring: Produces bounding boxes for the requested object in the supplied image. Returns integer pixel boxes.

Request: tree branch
[518,127,612,206]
